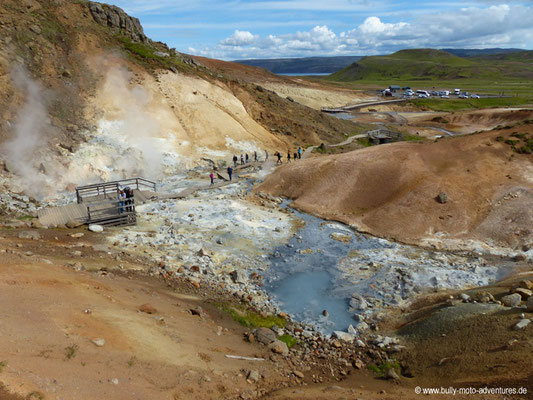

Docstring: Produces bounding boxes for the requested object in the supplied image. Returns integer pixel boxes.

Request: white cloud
[199,3,533,59]
[220,30,259,46]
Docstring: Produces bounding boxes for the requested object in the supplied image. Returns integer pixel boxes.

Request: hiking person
[118,189,125,214]
[298,147,302,159]
[124,186,132,212]
[210,171,214,185]
[276,152,282,164]
[245,153,249,163]
[240,154,244,165]
[287,151,291,163]
[233,155,238,167]
[227,166,233,181]
[254,151,258,162]
[293,151,298,160]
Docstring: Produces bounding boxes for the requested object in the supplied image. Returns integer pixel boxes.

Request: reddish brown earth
[256,128,533,250]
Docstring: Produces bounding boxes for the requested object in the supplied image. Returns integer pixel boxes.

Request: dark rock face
[88,2,146,42]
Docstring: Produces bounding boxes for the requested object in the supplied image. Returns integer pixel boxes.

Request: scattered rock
[385,368,400,381]
[513,288,533,300]
[247,370,260,383]
[501,293,522,307]
[293,370,304,379]
[513,319,531,330]
[460,293,471,302]
[29,24,42,34]
[88,224,104,233]
[18,231,40,240]
[322,309,329,317]
[70,233,84,238]
[518,280,533,290]
[110,378,119,385]
[512,254,527,262]
[139,303,157,314]
[254,327,277,345]
[268,340,289,355]
[92,338,105,347]
[332,331,354,342]
[230,269,247,284]
[190,306,207,318]
[436,192,448,204]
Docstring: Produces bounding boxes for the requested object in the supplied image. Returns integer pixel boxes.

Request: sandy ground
[260,82,373,110]
[256,128,533,252]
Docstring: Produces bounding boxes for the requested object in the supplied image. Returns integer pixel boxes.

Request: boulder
[247,370,260,382]
[254,327,277,345]
[332,331,355,342]
[436,192,448,204]
[88,224,104,233]
[268,340,289,355]
[91,338,105,347]
[18,230,40,240]
[501,293,522,307]
[518,280,533,290]
[513,319,531,330]
[513,288,533,300]
[229,269,247,284]
[88,1,147,42]
[139,303,157,314]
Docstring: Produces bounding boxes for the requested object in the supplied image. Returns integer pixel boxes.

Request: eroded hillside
[256,128,533,252]
[0,0,357,198]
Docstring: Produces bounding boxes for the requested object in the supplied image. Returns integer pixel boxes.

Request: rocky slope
[0,0,356,200]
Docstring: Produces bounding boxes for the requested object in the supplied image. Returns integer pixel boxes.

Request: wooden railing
[86,196,136,226]
[75,177,156,204]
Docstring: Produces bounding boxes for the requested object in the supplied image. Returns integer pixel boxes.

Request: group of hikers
[117,187,134,213]
[208,146,303,185]
[276,147,302,164]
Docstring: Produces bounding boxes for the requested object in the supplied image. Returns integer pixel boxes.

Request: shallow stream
[263,207,507,334]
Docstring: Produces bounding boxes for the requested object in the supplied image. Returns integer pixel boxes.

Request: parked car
[470,94,480,99]
[458,94,469,99]
[418,93,429,98]
[405,89,414,96]
[440,95,450,99]
[454,88,461,95]
[430,91,439,96]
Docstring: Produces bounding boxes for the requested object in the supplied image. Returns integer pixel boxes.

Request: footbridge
[321,98,409,113]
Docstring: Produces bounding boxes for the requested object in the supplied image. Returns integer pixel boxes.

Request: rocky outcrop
[88,2,146,42]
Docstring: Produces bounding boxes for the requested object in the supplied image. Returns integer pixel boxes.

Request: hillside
[236,56,363,74]
[0,0,357,198]
[256,128,533,251]
[329,48,533,82]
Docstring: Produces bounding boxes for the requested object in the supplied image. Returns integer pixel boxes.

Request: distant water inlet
[263,208,506,334]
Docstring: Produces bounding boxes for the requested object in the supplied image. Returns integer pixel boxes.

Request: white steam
[1,67,51,197]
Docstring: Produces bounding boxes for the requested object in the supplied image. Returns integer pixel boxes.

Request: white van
[416,90,430,96]
[454,89,461,95]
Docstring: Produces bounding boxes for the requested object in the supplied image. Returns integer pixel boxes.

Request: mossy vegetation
[217,303,287,329]
[367,360,400,377]
[278,334,298,348]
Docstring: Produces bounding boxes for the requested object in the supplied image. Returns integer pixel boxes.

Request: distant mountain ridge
[328,48,533,82]
[235,56,363,74]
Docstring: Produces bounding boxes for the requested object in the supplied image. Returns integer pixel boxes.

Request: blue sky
[106,0,533,60]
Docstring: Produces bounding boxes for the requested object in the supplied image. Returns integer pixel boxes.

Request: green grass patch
[356,137,374,147]
[217,303,286,329]
[64,344,78,360]
[410,97,533,112]
[17,215,34,221]
[368,360,400,377]
[117,36,192,73]
[278,334,298,348]
[402,134,425,142]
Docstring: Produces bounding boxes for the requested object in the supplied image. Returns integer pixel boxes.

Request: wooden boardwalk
[321,98,408,113]
[37,189,156,227]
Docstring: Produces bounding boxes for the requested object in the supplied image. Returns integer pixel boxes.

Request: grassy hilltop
[326,48,533,96]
